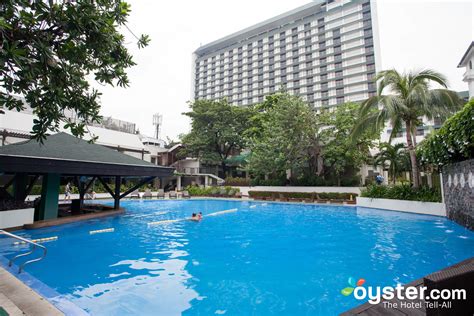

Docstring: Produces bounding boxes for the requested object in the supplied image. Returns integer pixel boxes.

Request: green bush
[224,177,250,186]
[185,185,240,197]
[361,184,441,202]
[248,191,357,200]
[250,178,287,186]
[419,100,474,165]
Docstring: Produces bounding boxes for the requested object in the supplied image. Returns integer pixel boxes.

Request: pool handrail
[0,229,47,273]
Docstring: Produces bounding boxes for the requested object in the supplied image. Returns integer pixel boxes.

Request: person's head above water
[192,213,196,217]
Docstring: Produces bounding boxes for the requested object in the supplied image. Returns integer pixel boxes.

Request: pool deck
[341,257,474,316]
[0,267,63,316]
[23,208,124,230]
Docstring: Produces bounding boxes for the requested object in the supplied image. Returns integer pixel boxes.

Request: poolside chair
[157,189,165,199]
[169,191,177,199]
[182,190,191,199]
[130,189,140,199]
[143,189,153,199]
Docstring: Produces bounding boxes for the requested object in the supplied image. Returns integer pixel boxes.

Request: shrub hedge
[361,184,441,202]
[248,191,357,200]
[224,177,251,186]
[186,185,241,197]
[419,100,474,165]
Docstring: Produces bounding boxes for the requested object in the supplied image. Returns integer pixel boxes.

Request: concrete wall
[442,159,474,230]
[236,186,361,196]
[356,197,446,217]
[0,208,34,229]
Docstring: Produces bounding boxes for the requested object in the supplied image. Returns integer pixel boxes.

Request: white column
[204,175,209,187]
[177,176,182,191]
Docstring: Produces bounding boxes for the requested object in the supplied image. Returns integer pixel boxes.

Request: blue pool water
[1,199,473,315]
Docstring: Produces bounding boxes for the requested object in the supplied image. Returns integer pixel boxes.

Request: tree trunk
[221,161,227,179]
[405,121,420,188]
[392,166,396,185]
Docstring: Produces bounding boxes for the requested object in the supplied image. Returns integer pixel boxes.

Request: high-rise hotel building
[191,0,381,109]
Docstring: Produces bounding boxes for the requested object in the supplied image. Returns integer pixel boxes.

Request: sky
[95,0,473,141]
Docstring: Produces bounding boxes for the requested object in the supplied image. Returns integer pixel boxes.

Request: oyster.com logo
[340,276,466,306]
[341,277,366,296]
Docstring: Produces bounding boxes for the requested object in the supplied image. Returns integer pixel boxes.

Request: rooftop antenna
[152,113,163,140]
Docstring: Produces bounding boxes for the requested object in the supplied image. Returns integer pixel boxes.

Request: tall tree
[319,102,379,186]
[248,93,321,181]
[0,0,149,141]
[373,143,409,184]
[353,69,462,187]
[181,99,254,177]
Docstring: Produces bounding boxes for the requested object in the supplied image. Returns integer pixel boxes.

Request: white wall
[356,197,446,217]
[0,208,35,229]
[462,52,474,99]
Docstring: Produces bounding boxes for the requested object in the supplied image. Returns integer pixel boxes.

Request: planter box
[356,197,446,217]
[0,208,35,229]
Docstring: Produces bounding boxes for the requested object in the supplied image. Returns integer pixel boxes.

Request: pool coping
[0,256,89,316]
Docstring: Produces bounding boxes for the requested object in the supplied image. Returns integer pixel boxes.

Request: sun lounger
[143,189,153,199]
[182,190,190,199]
[157,189,165,199]
[130,190,140,199]
[169,191,177,199]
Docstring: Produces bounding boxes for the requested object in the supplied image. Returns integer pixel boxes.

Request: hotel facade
[191,0,381,109]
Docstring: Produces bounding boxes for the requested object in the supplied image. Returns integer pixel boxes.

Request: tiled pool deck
[0,266,63,316]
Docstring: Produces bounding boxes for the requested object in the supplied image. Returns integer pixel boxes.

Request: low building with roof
[0,133,174,228]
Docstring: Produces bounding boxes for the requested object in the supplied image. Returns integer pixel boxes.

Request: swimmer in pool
[190,213,201,221]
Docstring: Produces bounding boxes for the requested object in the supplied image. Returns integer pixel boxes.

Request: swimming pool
[1,199,473,315]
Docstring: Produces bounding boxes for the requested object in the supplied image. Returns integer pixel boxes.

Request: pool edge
[0,256,89,316]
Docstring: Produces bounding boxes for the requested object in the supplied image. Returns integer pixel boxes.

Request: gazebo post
[38,173,60,220]
[114,176,121,210]
[13,173,28,201]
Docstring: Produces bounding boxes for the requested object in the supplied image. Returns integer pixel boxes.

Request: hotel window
[416,129,424,136]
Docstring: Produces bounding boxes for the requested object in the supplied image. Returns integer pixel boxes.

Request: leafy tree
[419,99,474,166]
[373,143,410,184]
[181,99,254,177]
[248,93,322,181]
[0,0,150,141]
[319,102,379,186]
[353,69,462,187]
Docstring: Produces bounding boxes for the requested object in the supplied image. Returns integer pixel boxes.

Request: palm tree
[373,143,409,184]
[353,69,462,188]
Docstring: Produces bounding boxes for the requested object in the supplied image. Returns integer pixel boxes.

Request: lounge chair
[143,189,153,199]
[182,190,190,199]
[130,189,140,199]
[157,189,165,199]
[169,191,177,199]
